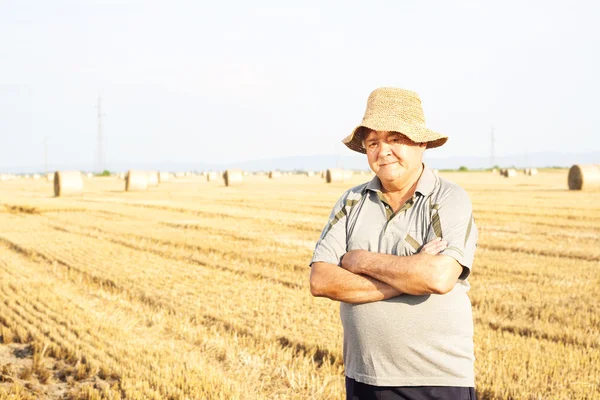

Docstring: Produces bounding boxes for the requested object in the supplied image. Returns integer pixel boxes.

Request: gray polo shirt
[311,165,477,387]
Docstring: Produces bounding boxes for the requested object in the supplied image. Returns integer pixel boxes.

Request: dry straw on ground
[568,164,600,190]
[224,169,243,186]
[53,171,83,197]
[0,169,598,399]
[125,170,148,192]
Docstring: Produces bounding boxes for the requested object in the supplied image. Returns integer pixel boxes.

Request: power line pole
[96,96,105,172]
[490,125,495,168]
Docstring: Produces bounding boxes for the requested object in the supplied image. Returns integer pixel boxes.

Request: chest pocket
[397,196,439,255]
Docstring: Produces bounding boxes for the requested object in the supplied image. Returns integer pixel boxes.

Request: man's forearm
[310,262,403,304]
[343,251,460,295]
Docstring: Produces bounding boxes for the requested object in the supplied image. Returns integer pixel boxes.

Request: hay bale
[46,173,54,182]
[268,171,282,179]
[207,172,219,182]
[53,171,83,197]
[125,170,148,191]
[505,168,517,178]
[568,164,600,190]
[224,169,243,186]
[523,168,537,176]
[158,171,171,183]
[146,171,159,187]
[326,168,345,183]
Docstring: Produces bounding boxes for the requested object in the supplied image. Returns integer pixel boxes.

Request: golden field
[0,169,598,400]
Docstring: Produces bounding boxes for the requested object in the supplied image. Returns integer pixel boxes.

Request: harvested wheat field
[0,169,598,400]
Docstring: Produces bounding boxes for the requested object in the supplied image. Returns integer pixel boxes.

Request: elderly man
[310,87,478,400]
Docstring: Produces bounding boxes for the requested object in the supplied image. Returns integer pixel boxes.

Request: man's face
[363,130,426,185]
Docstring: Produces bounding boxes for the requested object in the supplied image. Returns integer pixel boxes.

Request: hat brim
[342,123,448,154]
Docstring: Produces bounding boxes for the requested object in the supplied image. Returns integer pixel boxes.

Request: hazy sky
[1,0,598,171]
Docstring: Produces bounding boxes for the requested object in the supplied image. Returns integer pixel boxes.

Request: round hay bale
[326,168,345,183]
[158,171,171,183]
[524,168,538,176]
[224,169,243,187]
[54,171,83,197]
[268,170,282,179]
[125,170,148,192]
[505,168,517,178]
[147,171,159,187]
[568,164,600,190]
[207,171,219,182]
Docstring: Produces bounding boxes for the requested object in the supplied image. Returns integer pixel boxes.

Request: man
[310,87,478,400]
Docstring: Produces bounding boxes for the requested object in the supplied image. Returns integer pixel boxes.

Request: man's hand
[419,237,448,255]
[341,249,370,274]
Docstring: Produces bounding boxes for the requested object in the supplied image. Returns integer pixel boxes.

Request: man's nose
[377,141,392,157]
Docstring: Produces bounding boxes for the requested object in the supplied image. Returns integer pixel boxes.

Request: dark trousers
[346,377,476,400]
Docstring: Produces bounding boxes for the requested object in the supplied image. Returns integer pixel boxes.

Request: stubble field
[0,169,598,400]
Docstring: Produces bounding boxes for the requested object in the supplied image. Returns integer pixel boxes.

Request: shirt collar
[365,163,436,197]
[415,164,436,196]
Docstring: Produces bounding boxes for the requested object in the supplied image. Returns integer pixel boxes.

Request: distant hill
[1,151,597,174]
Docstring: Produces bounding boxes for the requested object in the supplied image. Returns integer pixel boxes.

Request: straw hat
[342,87,448,154]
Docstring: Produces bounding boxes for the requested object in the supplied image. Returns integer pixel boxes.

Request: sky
[0,0,598,172]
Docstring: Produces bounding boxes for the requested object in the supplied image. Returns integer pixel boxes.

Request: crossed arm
[309,238,463,304]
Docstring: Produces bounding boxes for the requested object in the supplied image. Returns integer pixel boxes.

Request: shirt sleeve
[433,185,478,279]
[310,192,350,267]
